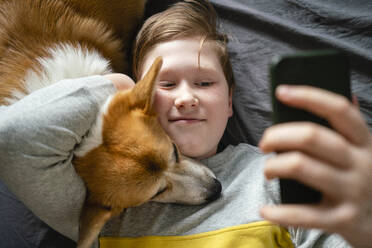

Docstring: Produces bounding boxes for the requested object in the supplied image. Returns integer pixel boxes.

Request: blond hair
[132,0,235,90]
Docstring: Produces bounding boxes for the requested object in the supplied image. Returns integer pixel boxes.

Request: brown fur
[74,58,168,248]
[73,58,169,215]
[0,0,145,105]
[62,0,146,43]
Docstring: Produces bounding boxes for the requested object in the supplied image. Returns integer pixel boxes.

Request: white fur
[5,43,112,104]
[74,95,113,157]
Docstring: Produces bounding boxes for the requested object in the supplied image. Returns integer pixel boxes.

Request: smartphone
[269,50,351,204]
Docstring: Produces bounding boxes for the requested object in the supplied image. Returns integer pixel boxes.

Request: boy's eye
[159,81,176,88]
[196,81,213,87]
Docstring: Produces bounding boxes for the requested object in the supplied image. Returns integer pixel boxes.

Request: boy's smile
[169,118,206,125]
[140,37,233,160]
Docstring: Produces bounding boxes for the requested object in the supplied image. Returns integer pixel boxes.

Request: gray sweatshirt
[100,144,350,248]
[0,76,350,247]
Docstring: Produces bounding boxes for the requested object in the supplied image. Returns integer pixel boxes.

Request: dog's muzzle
[206,178,222,202]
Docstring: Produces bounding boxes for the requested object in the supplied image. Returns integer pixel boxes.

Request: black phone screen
[270,50,351,204]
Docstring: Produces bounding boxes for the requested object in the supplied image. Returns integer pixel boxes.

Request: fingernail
[276,85,290,97]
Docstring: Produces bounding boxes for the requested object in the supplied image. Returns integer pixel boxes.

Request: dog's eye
[151,187,167,199]
[173,143,180,163]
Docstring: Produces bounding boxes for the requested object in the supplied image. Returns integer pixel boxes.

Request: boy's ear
[131,57,163,115]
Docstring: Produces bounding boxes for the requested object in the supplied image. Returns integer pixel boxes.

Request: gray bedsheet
[212,0,372,147]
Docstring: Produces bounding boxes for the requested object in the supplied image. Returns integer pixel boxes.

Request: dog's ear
[131,57,162,115]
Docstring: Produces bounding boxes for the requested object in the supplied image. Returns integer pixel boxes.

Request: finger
[104,73,135,91]
[260,203,354,232]
[260,122,352,170]
[352,94,359,108]
[264,152,353,199]
[275,85,370,146]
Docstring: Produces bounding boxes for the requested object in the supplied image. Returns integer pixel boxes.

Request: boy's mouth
[169,118,206,124]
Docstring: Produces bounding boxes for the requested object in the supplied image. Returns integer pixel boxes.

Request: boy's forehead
[150,37,219,55]
[141,38,222,78]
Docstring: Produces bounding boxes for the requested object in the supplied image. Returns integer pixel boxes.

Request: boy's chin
[178,143,217,160]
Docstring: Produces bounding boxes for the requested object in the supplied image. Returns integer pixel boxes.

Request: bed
[1,0,371,247]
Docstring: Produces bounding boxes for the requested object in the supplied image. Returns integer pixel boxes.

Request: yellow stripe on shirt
[99,221,294,248]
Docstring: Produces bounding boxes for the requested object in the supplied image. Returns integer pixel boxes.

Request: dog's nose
[206,178,222,202]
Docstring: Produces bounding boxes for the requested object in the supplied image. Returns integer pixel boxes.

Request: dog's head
[74,57,221,215]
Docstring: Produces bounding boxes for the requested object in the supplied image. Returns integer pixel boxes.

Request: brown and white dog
[0,1,222,248]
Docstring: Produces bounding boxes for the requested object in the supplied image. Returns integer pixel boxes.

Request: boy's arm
[0,75,116,241]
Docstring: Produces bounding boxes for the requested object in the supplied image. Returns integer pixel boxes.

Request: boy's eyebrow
[198,66,220,75]
[160,65,219,76]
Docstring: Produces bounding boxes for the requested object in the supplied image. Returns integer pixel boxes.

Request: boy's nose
[174,93,199,110]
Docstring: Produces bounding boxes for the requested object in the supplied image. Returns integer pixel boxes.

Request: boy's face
[140,38,233,159]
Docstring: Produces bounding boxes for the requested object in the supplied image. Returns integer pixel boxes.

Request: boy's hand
[259,85,372,247]
[104,73,135,91]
